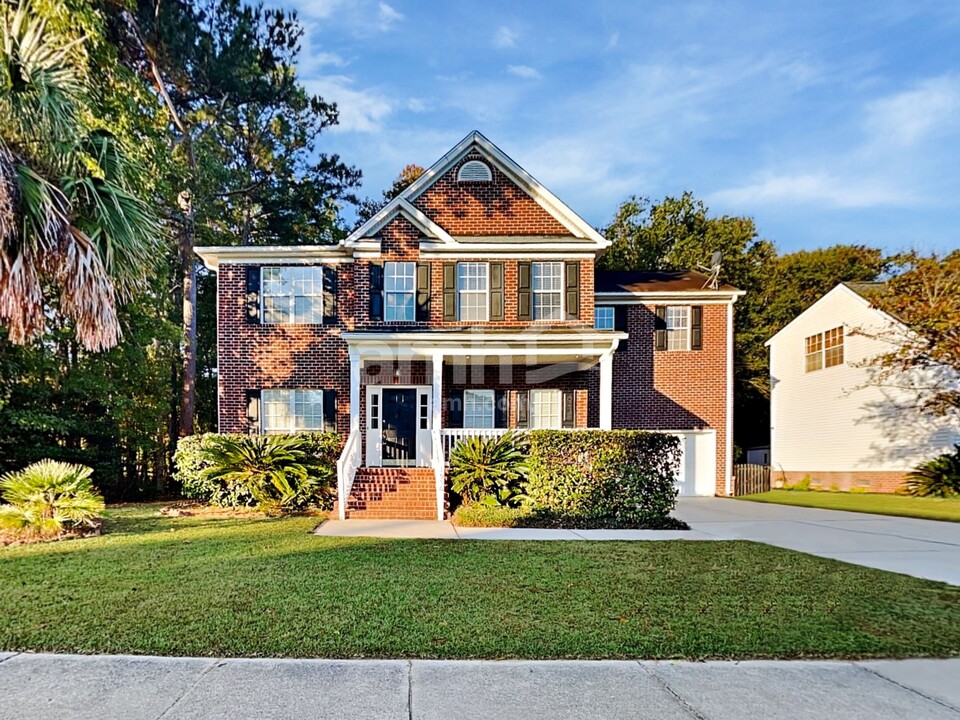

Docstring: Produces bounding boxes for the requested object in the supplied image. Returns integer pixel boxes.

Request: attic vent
[457,160,492,182]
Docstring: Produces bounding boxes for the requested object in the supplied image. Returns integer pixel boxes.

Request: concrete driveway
[677,497,960,586]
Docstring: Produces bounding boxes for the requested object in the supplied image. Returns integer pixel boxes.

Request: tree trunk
[179,192,197,437]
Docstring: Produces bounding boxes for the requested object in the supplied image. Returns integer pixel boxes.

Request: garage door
[671,430,717,497]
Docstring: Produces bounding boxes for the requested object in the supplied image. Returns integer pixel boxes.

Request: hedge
[173,433,341,507]
[524,430,682,525]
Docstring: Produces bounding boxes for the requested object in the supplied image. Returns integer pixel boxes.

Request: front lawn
[739,490,960,523]
[1,504,959,660]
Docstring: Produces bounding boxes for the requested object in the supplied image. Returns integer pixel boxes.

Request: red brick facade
[210,136,738,512]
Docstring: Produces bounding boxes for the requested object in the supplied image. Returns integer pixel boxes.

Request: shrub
[452,503,689,530]
[904,445,960,497]
[0,459,105,538]
[174,433,340,510]
[524,430,681,525]
[449,431,528,507]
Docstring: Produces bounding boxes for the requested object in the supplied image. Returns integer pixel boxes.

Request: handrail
[335,429,362,520]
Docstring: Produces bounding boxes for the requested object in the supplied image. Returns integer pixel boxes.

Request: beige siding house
[767,282,960,492]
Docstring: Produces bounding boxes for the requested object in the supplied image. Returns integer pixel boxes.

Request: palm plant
[199,434,333,513]
[449,431,529,507]
[0,1,159,350]
[904,445,960,497]
[0,459,105,538]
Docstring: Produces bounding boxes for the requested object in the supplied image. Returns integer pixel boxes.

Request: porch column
[599,350,613,430]
[349,350,361,433]
[431,352,443,431]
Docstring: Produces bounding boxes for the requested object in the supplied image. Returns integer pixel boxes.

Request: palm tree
[0,458,105,538]
[0,1,159,351]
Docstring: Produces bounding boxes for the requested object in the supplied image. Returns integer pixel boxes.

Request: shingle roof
[594,270,741,294]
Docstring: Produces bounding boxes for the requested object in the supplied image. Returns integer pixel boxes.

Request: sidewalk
[2,652,958,719]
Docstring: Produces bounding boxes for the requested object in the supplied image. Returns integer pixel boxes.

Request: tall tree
[0,0,160,350]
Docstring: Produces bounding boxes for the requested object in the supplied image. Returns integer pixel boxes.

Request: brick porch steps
[338,467,448,520]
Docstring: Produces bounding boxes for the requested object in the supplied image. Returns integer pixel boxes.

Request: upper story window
[262,389,324,432]
[457,160,492,182]
[532,261,563,320]
[805,327,844,372]
[384,261,416,322]
[464,389,495,428]
[665,306,690,351]
[262,267,324,324]
[457,262,489,322]
[594,306,615,330]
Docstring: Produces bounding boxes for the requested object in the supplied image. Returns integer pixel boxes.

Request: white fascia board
[194,245,352,271]
[762,283,902,347]
[595,291,743,304]
[345,198,455,246]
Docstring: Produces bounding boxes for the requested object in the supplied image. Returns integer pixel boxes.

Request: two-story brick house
[196,132,743,520]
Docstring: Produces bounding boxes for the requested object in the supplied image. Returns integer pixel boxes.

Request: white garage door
[669,430,717,497]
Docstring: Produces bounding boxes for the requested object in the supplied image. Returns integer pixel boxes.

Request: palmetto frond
[0,458,105,538]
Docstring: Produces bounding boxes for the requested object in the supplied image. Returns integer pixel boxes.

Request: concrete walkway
[314,497,960,585]
[1,652,958,719]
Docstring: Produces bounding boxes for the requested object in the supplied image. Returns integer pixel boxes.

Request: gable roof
[351,198,455,245]
[595,270,742,294]
[345,131,609,247]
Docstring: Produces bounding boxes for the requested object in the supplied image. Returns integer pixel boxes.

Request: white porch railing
[439,428,510,463]
[335,429,362,520]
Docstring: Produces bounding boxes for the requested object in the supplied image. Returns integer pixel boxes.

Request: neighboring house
[767,282,960,492]
[196,131,743,519]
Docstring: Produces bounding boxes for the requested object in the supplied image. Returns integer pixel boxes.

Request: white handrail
[439,428,510,462]
[431,428,445,521]
[335,429,362,520]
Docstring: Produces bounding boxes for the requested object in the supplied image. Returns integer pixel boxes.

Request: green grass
[452,503,688,529]
[739,490,960,523]
[1,504,959,660]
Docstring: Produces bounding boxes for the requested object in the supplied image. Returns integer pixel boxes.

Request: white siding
[769,285,960,474]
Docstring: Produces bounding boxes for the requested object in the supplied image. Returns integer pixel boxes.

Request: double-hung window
[532,262,563,320]
[262,267,324,324]
[665,306,690,351]
[457,262,488,322]
[384,261,415,322]
[530,389,562,429]
[594,306,615,330]
[463,389,495,428]
[262,389,324,432]
[805,327,844,372]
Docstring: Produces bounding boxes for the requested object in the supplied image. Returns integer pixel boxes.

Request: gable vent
[457,160,493,182]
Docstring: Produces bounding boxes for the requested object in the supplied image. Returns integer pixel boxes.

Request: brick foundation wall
[775,470,906,494]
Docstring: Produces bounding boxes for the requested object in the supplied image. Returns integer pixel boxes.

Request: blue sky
[289,0,960,254]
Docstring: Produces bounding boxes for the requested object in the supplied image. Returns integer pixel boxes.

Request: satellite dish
[699,251,722,290]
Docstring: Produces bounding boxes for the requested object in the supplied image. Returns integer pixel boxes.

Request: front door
[381,388,418,466]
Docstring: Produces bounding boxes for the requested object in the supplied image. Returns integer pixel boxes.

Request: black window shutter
[494,389,509,428]
[517,262,532,321]
[369,262,384,321]
[654,306,667,351]
[443,262,457,321]
[564,262,580,320]
[322,390,337,432]
[516,389,529,428]
[489,262,505,320]
[322,266,337,324]
[245,266,261,323]
[447,388,464,429]
[614,306,629,352]
[245,390,261,434]
[561,389,576,428]
[416,263,431,321]
[691,306,703,350]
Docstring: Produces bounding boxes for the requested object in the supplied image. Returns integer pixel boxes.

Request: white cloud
[709,172,907,209]
[863,75,960,147]
[493,26,518,48]
[304,76,393,133]
[406,98,427,112]
[311,52,346,68]
[295,0,346,20]
[606,31,619,49]
[377,2,403,31]
[507,64,542,80]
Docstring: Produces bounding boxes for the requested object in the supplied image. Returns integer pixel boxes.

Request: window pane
[824,327,844,368]
[263,389,292,433]
[594,306,615,330]
[385,291,414,321]
[262,389,323,432]
[384,262,415,321]
[261,266,324,324]
[530,389,561,429]
[805,333,823,372]
[532,262,563,321]
[665,306,690,351]
[458,262,489,321]
[464,389,495,429]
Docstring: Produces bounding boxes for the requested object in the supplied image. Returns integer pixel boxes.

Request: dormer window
[457,160,492,182]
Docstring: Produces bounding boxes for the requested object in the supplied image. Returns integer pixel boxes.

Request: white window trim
[594,306,615,330]
[532,261,564,322]
[457,261,490,322]
[665,306,691,351]
[262,389,324,433]
[464,389,495,429]
[804,326,844,373]
[261,266,326,325]
[530,388,562,429]
[384,261,416,323]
